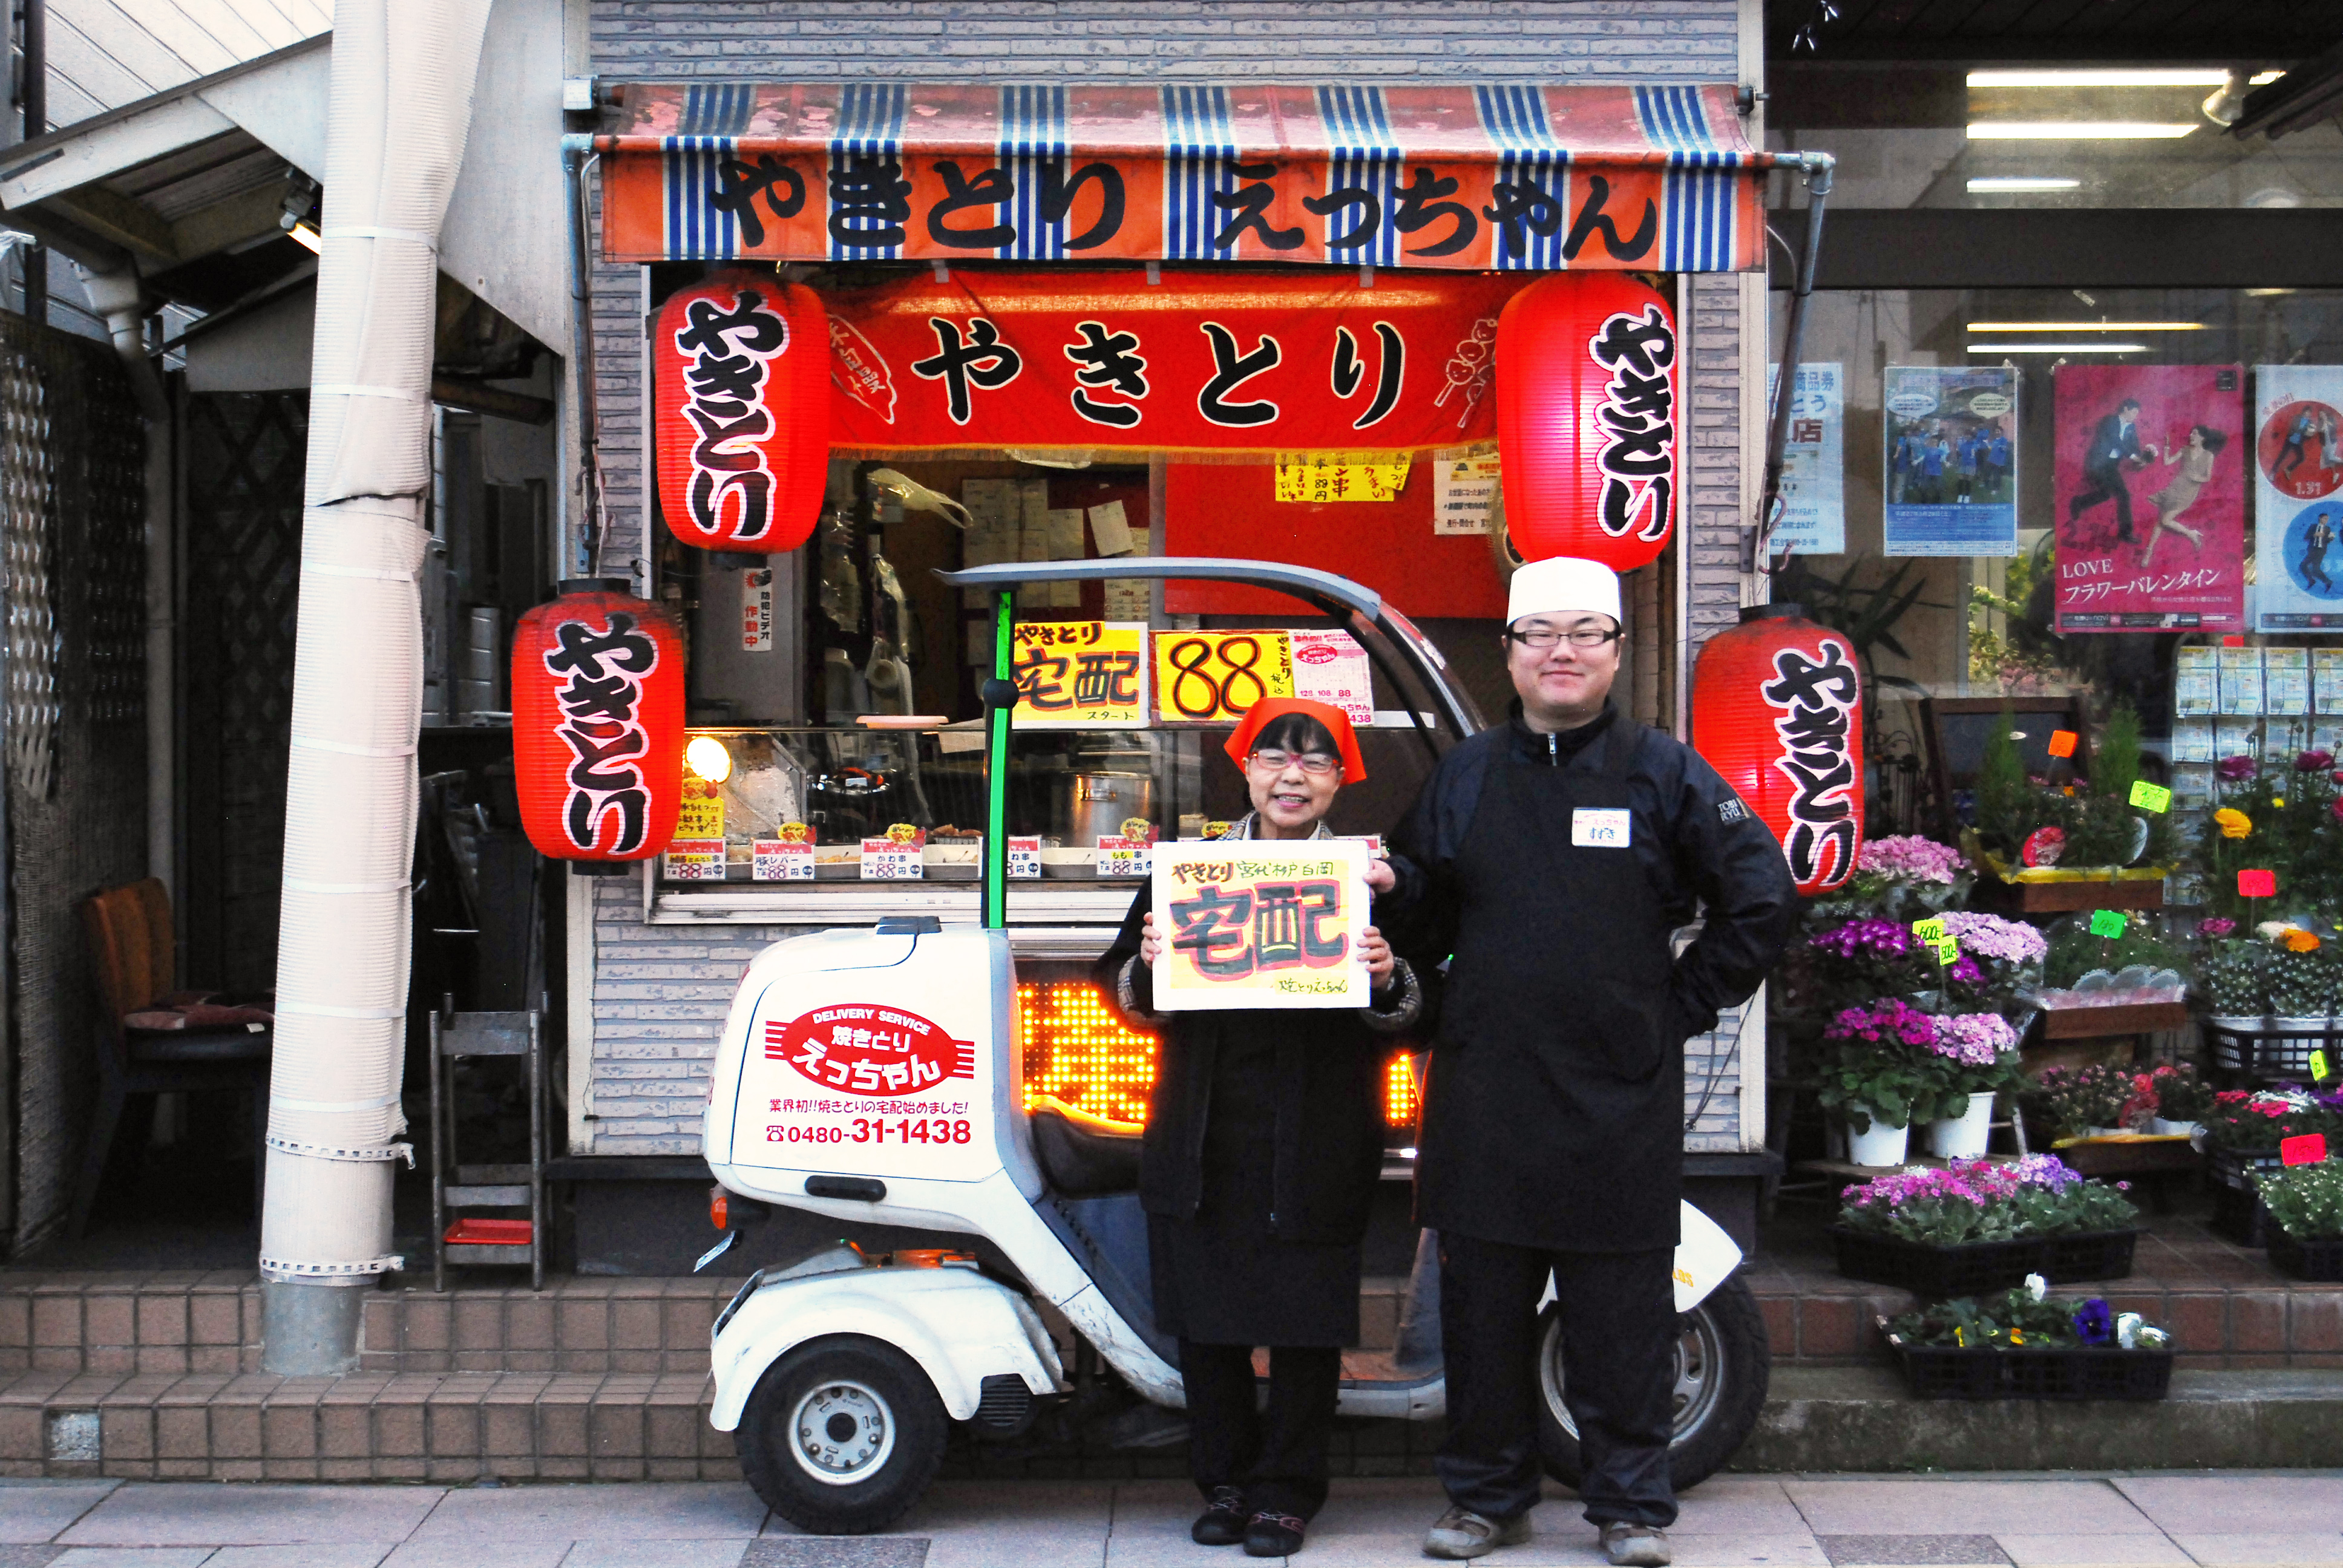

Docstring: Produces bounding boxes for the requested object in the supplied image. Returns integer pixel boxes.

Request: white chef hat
[1506,557,1622,629]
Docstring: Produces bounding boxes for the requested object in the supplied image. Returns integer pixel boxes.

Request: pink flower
[2299,750,2336,773]
[2218,755,2259,780]
[2198,918,2237,937]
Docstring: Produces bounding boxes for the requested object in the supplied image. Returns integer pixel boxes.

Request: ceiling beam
[169,183,288,261]
[1792,206,2343,289]
[41,184,177,267]
[1769,37,2341,63]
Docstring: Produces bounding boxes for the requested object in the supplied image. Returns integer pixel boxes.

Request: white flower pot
[1847,1105,1910,1168]
[2149,1117,2204,1138]
[1927,1094,1996,1160]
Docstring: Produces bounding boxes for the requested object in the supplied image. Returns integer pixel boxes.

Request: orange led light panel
[1018,979,1159,1125]
[1384,1051,1420,1129]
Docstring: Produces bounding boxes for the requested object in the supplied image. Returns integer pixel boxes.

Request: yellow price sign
[2314,1049,2332,1083]
[1912,917,1947,941]
[1011,621,1151,728]
[1273,452,1411,503]
[675,785,724,841]
[2129,780,2172,813]
[1153,630,1296,724]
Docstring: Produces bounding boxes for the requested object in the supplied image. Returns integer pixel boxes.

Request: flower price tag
[2047,730,2079,758]
[1911,917,1947,942]
[1930,936,1959,966]
[2128,780,2172,812]
[2088,909,2127,938]
[2281,1132,2328,1166]
[2312,1048,2332,1084]
[2239,868,2278,898]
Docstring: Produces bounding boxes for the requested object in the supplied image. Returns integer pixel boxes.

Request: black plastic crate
[2205,1020,2338,1080]
[2212,1183,2273,1246]
[1831,1228,2048,1298]
[2269,1230,2343,1282]
[1886,1339,2004,1400]
[2000,1348,2177,1402]
[2208,1145,2285,1191]
[2042,1229,2140,1284]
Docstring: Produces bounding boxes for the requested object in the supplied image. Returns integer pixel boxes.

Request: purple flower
[2218,755,2259,780]
[1940,912,2050,965]
[2299,750,2336,773]
[1855,835,1967,886]
[2072,1298,2114,1346]
[2197,918,2238,938]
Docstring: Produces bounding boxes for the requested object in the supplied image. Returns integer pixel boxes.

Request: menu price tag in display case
[1289,630,1374,727]
[1008,836,1041,880]
[1432,443,1501,535]
[1150,837,1371,1011]
[1154,630,1295,724]
[753,830,814,881]
[664,840,727,881]
[676,786,724,841]
[1096,834,1152,877]
[861,828,926,881]
[1011,621,1150,728]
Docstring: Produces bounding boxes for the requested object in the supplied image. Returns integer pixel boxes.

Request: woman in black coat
[1096,698,1423,1558]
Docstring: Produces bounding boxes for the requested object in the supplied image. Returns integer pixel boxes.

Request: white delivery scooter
[700,560,1770,1535]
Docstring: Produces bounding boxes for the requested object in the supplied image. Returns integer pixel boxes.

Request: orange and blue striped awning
[595,81,1769,273]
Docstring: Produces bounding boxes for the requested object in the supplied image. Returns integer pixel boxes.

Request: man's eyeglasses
[1506,624,1622,650]
[1248,749,1341,776]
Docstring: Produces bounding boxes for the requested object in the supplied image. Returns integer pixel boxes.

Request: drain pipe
[1742,150,1835,573]
[260,0,496,1375]
[79,262,172,895]
[560,134,606,577]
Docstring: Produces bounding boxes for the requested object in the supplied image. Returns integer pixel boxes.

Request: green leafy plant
[2147,1062,2217,1123]
[2026,1063,2146,1138]
[2257,1161,2343,1241]
[1889,1282,2164,1350]
[2042,916,2188,991]
[2198,939,2271,1016]
[1810,1037,1936,1135]
[1838,1155,2139,1246]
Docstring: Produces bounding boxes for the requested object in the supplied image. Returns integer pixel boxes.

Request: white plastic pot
[1847,1105,1910,1168]
[1927,1093,1996,1160]
[2149,1117,2203,1137]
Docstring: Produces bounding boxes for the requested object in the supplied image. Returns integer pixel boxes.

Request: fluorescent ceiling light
[1968,122,2197,139]
[1965,321,2203,332]
[287,221,322,253]
[2252,71,2286,85]
[1966,176,2082,192]
[1968,342,2148,353]
[1969,68,2233,88]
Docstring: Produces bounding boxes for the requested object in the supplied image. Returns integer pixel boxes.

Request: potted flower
[2199,1086,2343,1244]
[1832,1154,2141,1296]
[2034,915,2189,1011]
[1879,1273,2175,1401]
[1919,1011,2021,1160]
[2255,1160,2343,1282]
[2195,747,2343,925]
[2146,1062,2215,1137]
[2195,927,2267,1031]
[1810,834,1973,923]
[2025,1062,2141,1141]
[1968,702,2178,904]
[1812,999,1942,1165]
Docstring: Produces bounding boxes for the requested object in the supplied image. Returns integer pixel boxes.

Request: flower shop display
[1879,1274,2175,1402]
[2192,920,2343,1077]
[1832,1155,2141,1296]
[1808,835,1973,923]
[2200,1086,2343,1244]
[2255,1159,2343,1282]
[1815,999,2024,1166]
[2030,915,2190,1012]
[2145,1062,2216,1136]
[2025,1062,2160,1140]
[2192,745,2343,925]
[1969,703,2178,893]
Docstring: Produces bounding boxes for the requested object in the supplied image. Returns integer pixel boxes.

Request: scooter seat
[1027,1094,1143,1195]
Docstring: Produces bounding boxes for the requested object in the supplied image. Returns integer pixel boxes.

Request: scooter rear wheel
[736,1335,949,1534]
[1532,1273,1771,1493]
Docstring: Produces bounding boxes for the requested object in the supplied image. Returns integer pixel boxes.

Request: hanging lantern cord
[1745,151,1836,577]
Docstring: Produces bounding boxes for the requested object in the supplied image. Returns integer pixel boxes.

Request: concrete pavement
[0,1472,2338,1567]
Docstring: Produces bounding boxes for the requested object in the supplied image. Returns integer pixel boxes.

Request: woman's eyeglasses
[1247,749,1341,776]
[1506,625,1623,650]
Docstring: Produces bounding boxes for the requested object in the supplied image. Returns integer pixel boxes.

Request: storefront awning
[596,82,1768,273]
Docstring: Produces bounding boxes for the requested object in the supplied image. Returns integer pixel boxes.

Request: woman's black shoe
[1244,1511,1307,1557]
[1192,1486,1250,1546]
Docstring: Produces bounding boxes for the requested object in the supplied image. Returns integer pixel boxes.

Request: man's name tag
[1571,808,1631,848]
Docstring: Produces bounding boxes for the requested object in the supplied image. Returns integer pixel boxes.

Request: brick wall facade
[577,0,1755,1154]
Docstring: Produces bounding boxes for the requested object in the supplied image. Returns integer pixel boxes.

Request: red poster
[2054,364,2246,633]
[824,268,1525,454]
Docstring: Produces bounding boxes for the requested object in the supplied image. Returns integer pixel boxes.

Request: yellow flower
[2010,1329,2025,1345]
[2285,929,2322,953]
[2276,798,2288,808]
[2216,808,2253,839]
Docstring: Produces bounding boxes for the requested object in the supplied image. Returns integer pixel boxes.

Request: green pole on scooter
[981,587,1014,932]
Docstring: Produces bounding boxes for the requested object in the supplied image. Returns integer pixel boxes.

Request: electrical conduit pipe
[260,0,496,1374]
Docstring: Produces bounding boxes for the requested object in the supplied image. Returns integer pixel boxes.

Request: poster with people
[1766,362,1846,556]
[2054,364,2246,633]
[2254,366,2343,632]
[1882,366,2018,557]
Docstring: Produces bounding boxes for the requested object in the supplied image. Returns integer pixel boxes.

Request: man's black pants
[1434,1233,1677,1528]
[2070,465,2135,538]
[1181,1341,1342,1519]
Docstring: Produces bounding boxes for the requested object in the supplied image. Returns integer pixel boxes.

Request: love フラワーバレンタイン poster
[2255,366,2343,632]
[2054,364,2246,633]
[1150,839,1370,1011]
[1883,366,2018,557]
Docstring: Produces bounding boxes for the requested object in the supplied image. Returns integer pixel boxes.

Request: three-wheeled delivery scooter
[699,558,1768,1534]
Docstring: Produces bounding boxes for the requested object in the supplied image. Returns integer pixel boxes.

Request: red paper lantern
[511,579,686,863]
[652,270,830,554]
[1691,604,1864,895]
[1495,272,1677,572]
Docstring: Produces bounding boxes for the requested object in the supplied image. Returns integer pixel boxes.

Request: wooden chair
[71,878,272,1238]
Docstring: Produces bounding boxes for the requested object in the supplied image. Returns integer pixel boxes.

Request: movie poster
[1883,366,2018,557]
[2052,365,2245,633]
[1766,362,1846,556]
[2254,366,2343,632]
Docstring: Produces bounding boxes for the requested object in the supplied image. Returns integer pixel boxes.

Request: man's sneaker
[1423,1504,1531,1560]
[1244,1511,1306,1557]
[1601,1523,1672,1566]
[1192,1486,1248,1546]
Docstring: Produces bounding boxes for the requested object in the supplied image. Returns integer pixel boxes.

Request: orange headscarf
[1222,697,1368,782]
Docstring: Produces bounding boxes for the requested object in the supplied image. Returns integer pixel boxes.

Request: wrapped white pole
[260,0,496,1374]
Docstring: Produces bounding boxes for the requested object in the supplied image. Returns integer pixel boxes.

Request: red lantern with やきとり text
[1495,272,1677,573]
[511,579,686,864]
[1691,604,1864,895]
[652,270,830,554]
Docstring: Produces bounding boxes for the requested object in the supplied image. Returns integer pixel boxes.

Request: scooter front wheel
[1532,1273,1771,1492]
[735,1336,949,1534]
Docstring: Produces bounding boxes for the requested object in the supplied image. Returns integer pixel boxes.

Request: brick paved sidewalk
[0,1472,2338,1568]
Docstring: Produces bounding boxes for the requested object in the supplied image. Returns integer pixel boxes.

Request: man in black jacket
[2068,397,2150,544]
[1392,557,1797,1565]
